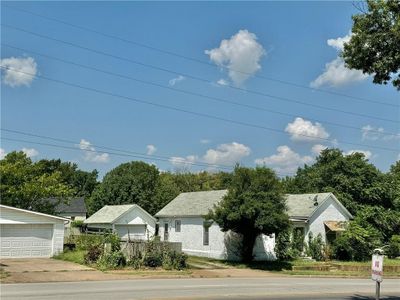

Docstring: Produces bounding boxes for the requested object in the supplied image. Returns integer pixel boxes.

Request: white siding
[115,224,147,241]
[114,207,156,239]
[305,196,350,243]
[0,206,66,258]
[158,217,275,260]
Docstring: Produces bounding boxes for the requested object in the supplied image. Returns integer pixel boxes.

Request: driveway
[0,258,277,284]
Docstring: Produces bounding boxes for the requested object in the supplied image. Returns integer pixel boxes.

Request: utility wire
[1,66,399,153]
[0,136,233,171]
[3,4,397,108]
[2,23,398,124]
[3,43,398,137]
[1,131,297,177]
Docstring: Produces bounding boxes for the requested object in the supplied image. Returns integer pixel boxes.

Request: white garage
[0,204,68,258]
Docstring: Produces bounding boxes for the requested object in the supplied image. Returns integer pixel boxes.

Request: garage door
[0,224,53,258]
[115,225,146,241]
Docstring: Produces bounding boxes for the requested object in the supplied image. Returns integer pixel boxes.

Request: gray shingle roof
[285,193,332,218]
[155,190,334,219]
[84,205,135,224]
[155,190,228,217]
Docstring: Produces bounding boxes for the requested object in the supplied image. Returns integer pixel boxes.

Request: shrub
[386,235,400,259]
[103,233,121,252]
[143,251,162,268]
[84,245,103,264]
[275,230,297,260]
[306,233,325,261]
[75,234,103,251]
[97,251,126,270]
[332,222,381,261]
[71,220,85,229]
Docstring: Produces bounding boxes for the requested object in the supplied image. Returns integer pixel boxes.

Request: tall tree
[209,166,290,262]
[342,0,400,90]
[87,161,161,215]
[283,149,392,214]
[0,152,74,214]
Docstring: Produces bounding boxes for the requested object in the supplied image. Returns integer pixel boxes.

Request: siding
[158,217,275,260]
[114,207,156,238]
[305,195,349,243]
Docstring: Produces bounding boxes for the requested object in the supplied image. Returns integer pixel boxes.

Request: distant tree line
[1,148,399,260]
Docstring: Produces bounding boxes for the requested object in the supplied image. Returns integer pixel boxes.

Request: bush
[275,230,297,260]
[332,222,381,261]
[84,245,103,264]
[386,235,400,259]
[103,233,121,252]
[143,251,162,268]
[97,251,126,270]
[71,220,85,229]
[75,234,103,251]
[306,233,325,261]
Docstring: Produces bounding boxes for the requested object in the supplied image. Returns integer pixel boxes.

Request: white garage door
[115,225,146,241]
[0,224,53,258]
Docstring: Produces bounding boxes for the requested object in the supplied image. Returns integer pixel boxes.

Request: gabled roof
[155,190,352,220]
[0,204,69,222]
[155,190,228,217]
[48,197,87,214]
[285,193,331,218]
[84,204,155,224]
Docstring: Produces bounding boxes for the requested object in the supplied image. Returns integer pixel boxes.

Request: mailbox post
[371,251,384,300]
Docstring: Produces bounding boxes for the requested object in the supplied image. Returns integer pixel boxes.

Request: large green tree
[209,166,290,262]
[0,152,74,213]
[342,0,400,90]
[283,149,393,214]
[87,161,161,215]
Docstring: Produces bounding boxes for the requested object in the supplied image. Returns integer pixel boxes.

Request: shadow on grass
[226,260,294,271]
[346,295,400,300]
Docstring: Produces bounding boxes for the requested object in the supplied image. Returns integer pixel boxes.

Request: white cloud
[205,30,265,86]
[345,149,372,159]
[200,139,211,144]
[0,56,37,87]
[361,125,400,141]
[216,78,229,86]
[327,33,352,51]
[170,142,250,168]
[169,155,198,168]
[22,148,39,158]
[78,139,110,163]
[0,148,6,160]
[203,142,251,165]
[168,75,185,86]
[255,146,313,175]
[311,144,328,155]
[285,117,330,142]
[146,144,157,155]
[310,34,367,88]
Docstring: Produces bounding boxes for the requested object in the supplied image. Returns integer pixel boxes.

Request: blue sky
[1,1,399,178]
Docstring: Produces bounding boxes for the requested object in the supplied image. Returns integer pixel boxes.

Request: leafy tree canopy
[283,149,393,214]
[342,0,400,89]
[209,166,290,262]
[0,152,74,214]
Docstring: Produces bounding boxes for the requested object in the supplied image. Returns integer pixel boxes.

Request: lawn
[53,250,87,265]
[187,255,400,277]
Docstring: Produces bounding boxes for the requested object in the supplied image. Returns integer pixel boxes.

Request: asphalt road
[1,277,399,300]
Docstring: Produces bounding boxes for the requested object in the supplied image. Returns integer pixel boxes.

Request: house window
[164,223,169,241]
[203,221,212,246]
[175,220,181,232]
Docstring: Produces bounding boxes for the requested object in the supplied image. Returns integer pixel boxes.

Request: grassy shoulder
[53,250,87,265]
[187,255,400,277]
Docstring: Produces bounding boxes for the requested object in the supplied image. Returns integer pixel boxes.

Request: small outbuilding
[84,204,156,241]
[0,204,68,258]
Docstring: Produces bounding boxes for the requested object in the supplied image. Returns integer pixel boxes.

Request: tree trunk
[241,232,257,263]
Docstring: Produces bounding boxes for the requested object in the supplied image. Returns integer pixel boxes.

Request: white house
[0,204,68,258]
[84,204,156,241]
[155,190,353,260]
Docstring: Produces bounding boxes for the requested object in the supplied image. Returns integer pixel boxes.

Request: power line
[3,4,397,108]
[2,23,398,124]
[0,135,233,171]
[1,130,296,177]
[3,43,398,137]
[1,66,399,153]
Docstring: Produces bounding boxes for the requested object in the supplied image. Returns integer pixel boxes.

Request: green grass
[53,250,87,265]
[331,258,400,266]
[0,268,10,280]
[107,269,192,276]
